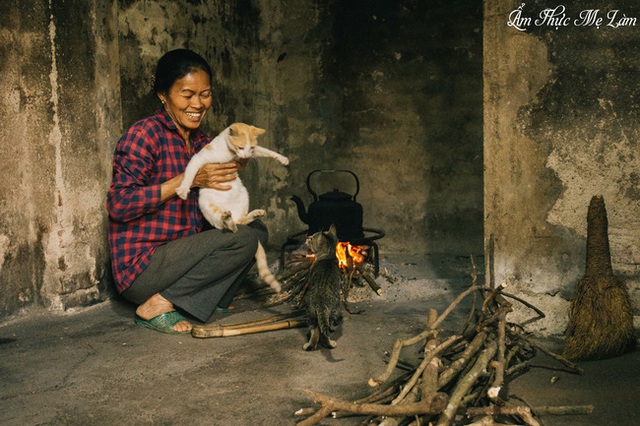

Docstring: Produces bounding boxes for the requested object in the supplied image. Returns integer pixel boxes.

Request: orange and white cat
[176,123,288,292]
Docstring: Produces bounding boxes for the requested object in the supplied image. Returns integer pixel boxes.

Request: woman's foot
[136,293,192,333]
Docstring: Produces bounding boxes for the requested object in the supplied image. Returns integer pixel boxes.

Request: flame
[336,242,368,269]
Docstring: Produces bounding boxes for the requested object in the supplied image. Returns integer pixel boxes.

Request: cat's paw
[278,156,289,166]
[175,186,190,200]
[302,342,316,351]
[221,211,237,232]
[252,209,266,218]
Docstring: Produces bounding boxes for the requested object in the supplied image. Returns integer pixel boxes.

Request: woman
[107,49,267,334]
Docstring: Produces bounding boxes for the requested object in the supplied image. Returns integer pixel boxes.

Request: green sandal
[135,310,190,334]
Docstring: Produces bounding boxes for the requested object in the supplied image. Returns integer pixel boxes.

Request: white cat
[176,123,289,292]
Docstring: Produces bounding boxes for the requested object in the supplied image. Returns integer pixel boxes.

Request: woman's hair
[152,49,212,94]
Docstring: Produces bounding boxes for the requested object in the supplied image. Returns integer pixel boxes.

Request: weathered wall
[0,0,120,318]
[485,0,640,335]
[315,0,484,254]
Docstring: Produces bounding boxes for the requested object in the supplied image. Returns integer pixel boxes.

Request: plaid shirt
[107,109,209,293]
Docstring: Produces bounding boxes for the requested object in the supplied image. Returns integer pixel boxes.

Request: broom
[563,195,636,361]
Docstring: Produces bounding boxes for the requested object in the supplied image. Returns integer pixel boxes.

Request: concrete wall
[331,0,484,255]
[0,0,483,321]
[485,0,640,335]
[0,1,120,317]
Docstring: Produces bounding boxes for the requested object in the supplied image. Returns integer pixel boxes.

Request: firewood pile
[294,260,593,426]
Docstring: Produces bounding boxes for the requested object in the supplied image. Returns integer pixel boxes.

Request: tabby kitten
[303,225,343,351]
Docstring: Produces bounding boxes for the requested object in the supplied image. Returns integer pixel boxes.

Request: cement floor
[0,254,638,425]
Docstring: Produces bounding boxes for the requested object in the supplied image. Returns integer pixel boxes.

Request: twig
[532,405,594,415]
[515,333,584,375]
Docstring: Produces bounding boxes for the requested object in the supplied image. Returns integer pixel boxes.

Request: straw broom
[563,195,636,361]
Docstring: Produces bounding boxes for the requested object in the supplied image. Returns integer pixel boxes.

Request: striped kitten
[303,225,343,351]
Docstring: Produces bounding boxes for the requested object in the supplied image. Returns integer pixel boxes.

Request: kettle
[290,169,364,242]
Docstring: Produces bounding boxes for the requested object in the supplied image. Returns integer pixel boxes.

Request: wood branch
[369,338,408,386]
[438,331,488,388]
[391,335,461,405]
[370,286,480,387]
[514,332,584,375]
[497,290,546,324]
[459,257,478,336]
[489,309,508,401]
[466,406,541,426]
[302,389,448,420]
[430,285,481,331]
[378,385,421,426]
[435,340,498,426]
[296,405,333,426]
[356,262,382,295]
[488,233,496,289]
[532,405,594,415]
[420,309,441,399]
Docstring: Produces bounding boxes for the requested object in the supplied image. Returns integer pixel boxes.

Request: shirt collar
[154,108,177,131]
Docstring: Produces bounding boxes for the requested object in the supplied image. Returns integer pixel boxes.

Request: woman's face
[159,68,213,140]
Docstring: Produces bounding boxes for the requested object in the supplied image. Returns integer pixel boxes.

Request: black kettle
[290,169,364,242]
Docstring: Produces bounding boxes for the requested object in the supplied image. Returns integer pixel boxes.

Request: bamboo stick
[192,319,306,338]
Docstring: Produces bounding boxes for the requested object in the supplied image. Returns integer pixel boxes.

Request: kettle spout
[290,195,309,224]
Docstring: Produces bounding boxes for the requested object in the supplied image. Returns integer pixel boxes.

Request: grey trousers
[122,221,268,322]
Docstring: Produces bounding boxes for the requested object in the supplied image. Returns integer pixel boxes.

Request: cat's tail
[318,308,343,337]
[255,242,282,292]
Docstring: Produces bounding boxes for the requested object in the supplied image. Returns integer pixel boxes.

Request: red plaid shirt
[107,109,209,293]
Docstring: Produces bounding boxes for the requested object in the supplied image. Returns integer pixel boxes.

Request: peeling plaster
[45,0,72,298]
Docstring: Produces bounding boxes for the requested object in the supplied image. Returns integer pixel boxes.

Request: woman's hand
[160,161,247,203]
[192,162,239,191]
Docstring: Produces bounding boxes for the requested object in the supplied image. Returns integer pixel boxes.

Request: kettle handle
[307,169,360,201]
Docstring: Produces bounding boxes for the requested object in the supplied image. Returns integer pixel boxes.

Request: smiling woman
[157,69,212,145]
[107,49,269,334]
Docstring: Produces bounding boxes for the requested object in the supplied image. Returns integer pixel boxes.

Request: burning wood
[257,241,382,312]
[295,258,591,426]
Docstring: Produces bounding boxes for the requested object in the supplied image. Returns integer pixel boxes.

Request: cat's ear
[251,126,266,136]
[328,224,338,238]
[228,125,237,137]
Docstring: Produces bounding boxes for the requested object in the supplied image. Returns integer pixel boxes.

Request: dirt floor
[0,253,638,425]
